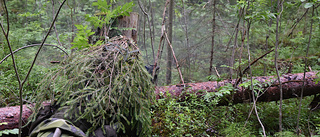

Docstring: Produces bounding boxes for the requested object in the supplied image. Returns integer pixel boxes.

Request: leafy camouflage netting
[29,36,154,136]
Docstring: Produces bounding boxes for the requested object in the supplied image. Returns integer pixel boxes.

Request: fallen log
[0,103,51,132]
[0,105,32,131]
[155,72,320,105]
[1,72,319,131]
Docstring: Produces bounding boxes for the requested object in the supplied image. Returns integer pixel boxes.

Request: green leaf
[88,32,95,36]
[74,24,83,29]
[304,3,313,8]
[85,29,91,34]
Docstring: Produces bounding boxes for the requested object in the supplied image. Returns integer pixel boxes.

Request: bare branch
[164,31,184,84]
[137,0,155,60]
[0,44,69,64]
[243,1,266,136]
[275,0,284,132]
[153,0,170,85]
[22,0,67,86]
[1,1,23,136]
[51,0,66,49]
[296,5,314,135]
[235,49,274,86]
[288,3,320,37]
[17,0,67,136]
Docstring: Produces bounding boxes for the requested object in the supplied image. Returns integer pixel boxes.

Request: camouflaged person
[28,105,117,137]
[28,65,158,137]
[28,37,155,137]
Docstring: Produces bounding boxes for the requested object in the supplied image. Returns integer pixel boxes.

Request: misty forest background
[1,0,320,136]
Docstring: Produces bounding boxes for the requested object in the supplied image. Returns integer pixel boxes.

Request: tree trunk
[180,0,190,83]
[166,0,174,85]
[209,0,216,75]
[117,12,139,43]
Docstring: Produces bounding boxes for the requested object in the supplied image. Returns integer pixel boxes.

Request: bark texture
[117,12,139,43]
[166,0,174,85]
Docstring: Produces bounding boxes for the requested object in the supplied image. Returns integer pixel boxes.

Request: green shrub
[0,56,48,107]
[152,84,235,136]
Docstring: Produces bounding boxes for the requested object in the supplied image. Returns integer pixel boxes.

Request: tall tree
[166,0,174,85]
[209,0,216,75]
[179,0,190,82]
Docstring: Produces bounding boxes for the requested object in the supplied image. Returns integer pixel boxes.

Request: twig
[288,9,309,37]
[20,1,67,136]
[4,0,9,33]
[149,0,156,54]
[0,0,21,85]
[0,1,22,135]
[229,6,245,79]
[153,0,170,85]
[214,67,220,78]
[138,0,155,60]
[275,0,284,132]
[142,7,148,64]
[23,0,67,86]
[288,4,320,37]
[246,0,266,135]
[224,7,244,53]
[0,44,69,64]
[235,49,274,86]
[164,31,184,84]
[296,5,314,135]
[66,0,75,43]
[51,0,66,49]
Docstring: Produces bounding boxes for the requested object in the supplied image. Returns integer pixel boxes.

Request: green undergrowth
[151,89,320,136]
[0,56,49,107]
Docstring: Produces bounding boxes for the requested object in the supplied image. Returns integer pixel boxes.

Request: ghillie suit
[28,36,155,137]
[145,65,160,84]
